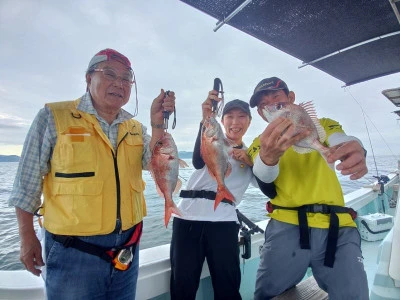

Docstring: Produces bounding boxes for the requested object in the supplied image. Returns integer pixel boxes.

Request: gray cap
[249,77,289,108]
[222,99,251,118]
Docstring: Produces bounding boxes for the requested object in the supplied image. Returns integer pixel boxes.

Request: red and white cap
[87,48,131,70]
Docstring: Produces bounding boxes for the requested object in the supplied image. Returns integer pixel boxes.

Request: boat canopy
[180,0,400,86]
[382,87,400,117]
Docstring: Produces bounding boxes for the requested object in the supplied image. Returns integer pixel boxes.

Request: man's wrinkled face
[87,60,132,113]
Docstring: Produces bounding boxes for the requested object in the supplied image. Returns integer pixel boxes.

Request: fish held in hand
[149,132,189,227]
[262,101,334,168]
[201,116,235,209]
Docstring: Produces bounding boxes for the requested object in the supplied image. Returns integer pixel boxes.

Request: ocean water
[0,155,398,271]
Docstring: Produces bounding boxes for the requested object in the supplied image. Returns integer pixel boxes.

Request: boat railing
[0,172,398,300]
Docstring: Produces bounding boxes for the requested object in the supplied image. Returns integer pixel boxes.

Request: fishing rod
[236,209,264,259]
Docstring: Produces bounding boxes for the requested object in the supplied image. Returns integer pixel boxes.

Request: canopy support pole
[298,31,400,69]
[389,0,400,25]
[214,0,252,32]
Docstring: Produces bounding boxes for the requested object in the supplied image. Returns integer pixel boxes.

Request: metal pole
[214,0,252,32]
[389,0,400,25]
[298,31,400,69]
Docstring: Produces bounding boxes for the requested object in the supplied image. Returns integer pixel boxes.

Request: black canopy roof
[180,0,400,86]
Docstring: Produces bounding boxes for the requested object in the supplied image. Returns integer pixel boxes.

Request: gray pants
[254,219,369,300]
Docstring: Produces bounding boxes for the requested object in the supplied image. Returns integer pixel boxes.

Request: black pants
[170,218,242,300]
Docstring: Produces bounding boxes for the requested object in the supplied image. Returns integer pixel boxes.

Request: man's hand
[327,140,368,180]
[150,89,176,125]
[16,207,44,276]
[20,231,44,276]
[149,89,176,148]
[201,90,222,122]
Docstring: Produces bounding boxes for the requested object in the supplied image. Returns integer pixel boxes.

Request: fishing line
[345,88,399,213]
[178,174,188,182]
[345,88,379,177]
[344,88,398,175]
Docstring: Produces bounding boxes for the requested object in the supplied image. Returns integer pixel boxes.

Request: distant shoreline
[0,155,20,162]
[0,152,194,162]
[1,153,394,163]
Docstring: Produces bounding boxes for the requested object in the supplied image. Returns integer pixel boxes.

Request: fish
[201,116,235,209]
[262,101,334,167]
[149,132,189,227]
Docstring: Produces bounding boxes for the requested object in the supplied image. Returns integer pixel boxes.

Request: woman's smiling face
[221,108,251,144]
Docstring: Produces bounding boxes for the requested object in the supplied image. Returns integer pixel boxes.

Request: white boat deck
[362,240,383,288]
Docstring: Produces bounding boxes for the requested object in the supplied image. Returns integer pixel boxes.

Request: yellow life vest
[42,99,147,235]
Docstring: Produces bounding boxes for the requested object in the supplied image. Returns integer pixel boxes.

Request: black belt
[267,202,357,268]
[179,190,234,206]
[52,222,142,264]
[52,234,112,263]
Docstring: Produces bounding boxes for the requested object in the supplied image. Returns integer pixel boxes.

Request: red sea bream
[200,116,235,209]
[149,132,188,227]
[262,101,333,166]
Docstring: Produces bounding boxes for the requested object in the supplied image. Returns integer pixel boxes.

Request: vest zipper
[113,132,129,234]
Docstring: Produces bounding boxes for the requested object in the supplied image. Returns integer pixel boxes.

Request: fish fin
[214,186,235,210]
[164,201,182,228]
[224,138,237,148]
[207,168,217,180]
[148,170,165,197]
[173,179,182,195]
[319,147,336,171]
[155,184,164,197]
[225,162,232,178]
[299,101,326,143]
[178,159,189,168]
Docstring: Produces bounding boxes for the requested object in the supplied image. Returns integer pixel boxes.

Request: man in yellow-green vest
[9,48,176,300]
[248,77,369,300]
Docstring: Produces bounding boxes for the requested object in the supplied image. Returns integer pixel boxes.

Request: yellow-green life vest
[248,118,356,229]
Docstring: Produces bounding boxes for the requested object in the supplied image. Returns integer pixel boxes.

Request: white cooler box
[358,213,393,242]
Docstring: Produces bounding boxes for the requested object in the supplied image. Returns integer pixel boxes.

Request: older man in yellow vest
[9,48,176,300]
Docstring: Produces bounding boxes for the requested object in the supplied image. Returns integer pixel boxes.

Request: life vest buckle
[112,248,133,271]
[309,204,329,214]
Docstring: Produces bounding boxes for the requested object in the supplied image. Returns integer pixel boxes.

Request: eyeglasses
[94,69,134,87]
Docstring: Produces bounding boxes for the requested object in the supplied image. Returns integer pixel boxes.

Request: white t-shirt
[175,151,258,222]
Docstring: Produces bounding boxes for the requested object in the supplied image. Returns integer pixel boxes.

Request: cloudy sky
[1,0,399,159]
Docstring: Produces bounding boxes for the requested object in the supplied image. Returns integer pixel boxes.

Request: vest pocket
[124,136,144,192]
[53,127,97,172]
[45,181,104,234]
[128,180,146,224]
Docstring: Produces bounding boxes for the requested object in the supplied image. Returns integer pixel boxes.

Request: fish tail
[214,186,235,210]
[312,141,335,171]
[164,201,182,228]
[321,148,335,171]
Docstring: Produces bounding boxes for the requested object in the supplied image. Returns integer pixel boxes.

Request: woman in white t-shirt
[169,91,275,300]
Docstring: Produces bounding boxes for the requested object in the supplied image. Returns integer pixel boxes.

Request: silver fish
[262,101,333,165]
